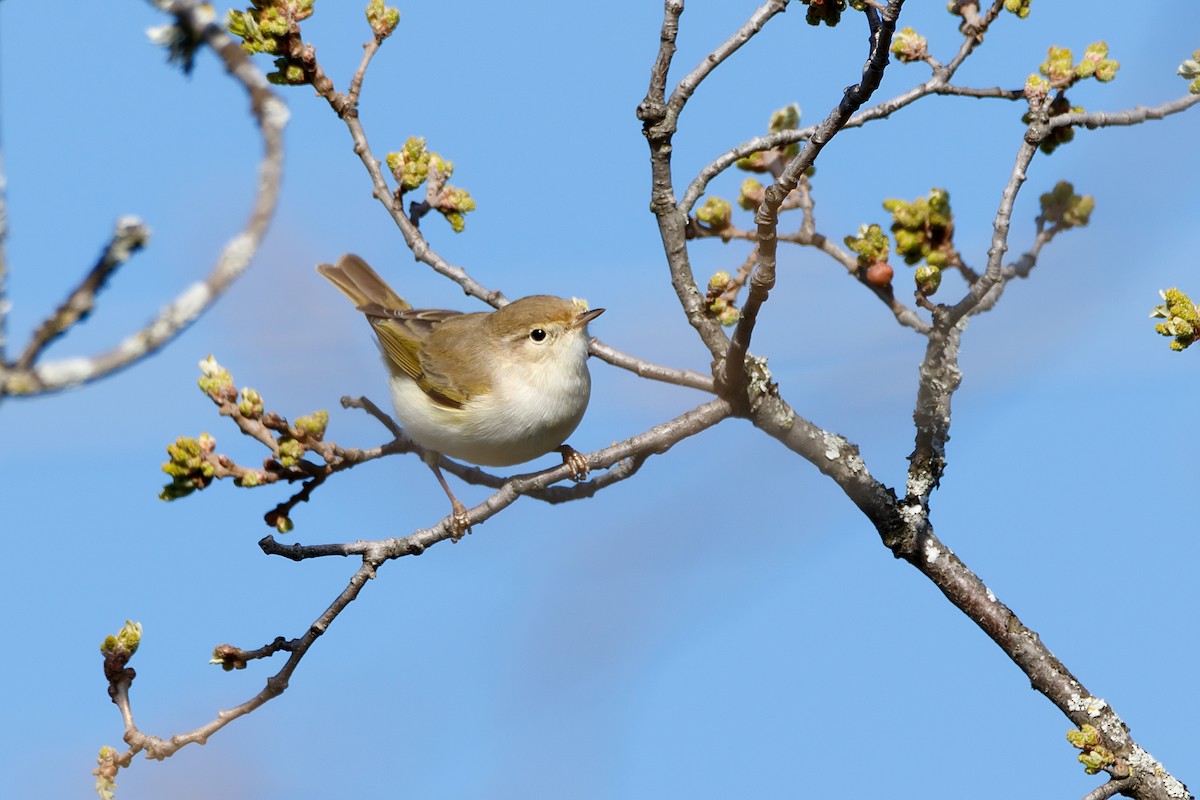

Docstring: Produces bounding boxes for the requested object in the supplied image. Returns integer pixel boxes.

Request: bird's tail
[316,254,411,312]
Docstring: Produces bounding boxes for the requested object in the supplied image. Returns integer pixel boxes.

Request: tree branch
[107,559,377,762]
[725,2,903,398]
[13,217,149,371]
[260,398,734,562]
[0,0,285,397]
[680,0,1010,214]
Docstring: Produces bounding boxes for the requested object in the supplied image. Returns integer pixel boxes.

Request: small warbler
[317,254,604,535]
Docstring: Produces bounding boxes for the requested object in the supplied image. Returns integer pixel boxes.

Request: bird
[317,253,604,536]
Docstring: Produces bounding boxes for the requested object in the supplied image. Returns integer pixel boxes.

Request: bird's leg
[423,452,470,540]
[556,445,590,482]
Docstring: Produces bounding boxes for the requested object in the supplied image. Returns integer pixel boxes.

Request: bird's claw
[557,445,590,482]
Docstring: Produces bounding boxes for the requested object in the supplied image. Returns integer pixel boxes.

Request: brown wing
[368,309,472,409]
[415,312,495,407]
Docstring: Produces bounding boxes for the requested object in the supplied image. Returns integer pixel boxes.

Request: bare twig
[1048,93,1200,131]
[639,2,746,361]
[14,218,150,371]
[680,0,1010,214]
[260,398,734,562]
[945,138,1038,323]
[665,1,789,118]
[589,338,716,393]
[724,2,903,398]
[107,560,377,762]
[345,38,382,109]
[1083,778,1136,800]
[952,91,1200,326]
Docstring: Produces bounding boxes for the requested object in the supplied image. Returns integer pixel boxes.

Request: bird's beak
[573,307,605,330]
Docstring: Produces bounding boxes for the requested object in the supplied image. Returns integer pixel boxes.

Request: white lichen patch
[924,538,941,563]
[1067,695,1109,718]
[262,96,291,129]
[36,357,96,387]
[1126,746,1189,798]
[822,432,841,460]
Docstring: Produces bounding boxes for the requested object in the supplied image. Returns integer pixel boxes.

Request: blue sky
[2,2,1197,798]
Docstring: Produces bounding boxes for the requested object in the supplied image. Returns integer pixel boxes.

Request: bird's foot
[557,445,590,482]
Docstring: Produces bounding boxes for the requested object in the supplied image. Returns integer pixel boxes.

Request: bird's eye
[529,328,547,342]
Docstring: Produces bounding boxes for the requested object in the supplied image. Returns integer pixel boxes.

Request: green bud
[276,515,295,534]
[1066,724,1101,748]
[236,471,263,488]
[1178,50,1200,93]
[365,0,400,38]
[1150,288,1200,351]
[883,189,954,265]
[738,178,764,211]
[277,437,304,468]
[844,223,891,266]
[1078,747,1116,774]
[1003,0,1031,18]
[442,187,475,214]
[890,27,928,63]
[386,136,432,191]
[100,620,143,658]
[735,151,770,173]
[708,271,733,295]
[197,355,235,400]
[238,387,264,419]
[429,153,455,181]
[1024,73,1051,102]
[1080,42,1119,82]
[295,410,330,439]
[267,58,307,86]
[1040,45,1076,88]
[915,265,942,296]
[696,196,733,231]
[769,103,801,133]
[1039,181,1094,228]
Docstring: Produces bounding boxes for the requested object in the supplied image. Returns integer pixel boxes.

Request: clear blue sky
[2,3,1197,798]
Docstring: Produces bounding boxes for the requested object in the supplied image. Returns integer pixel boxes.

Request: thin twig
[589,338,716,393]
[259,398,734,562]
[108,559,378,761]
[680,0,1010,214]
[14,218,149,371]
[1082,778,1136,800]
[724,2,903,397]
[345,37,382,109]
[666,1,789,117]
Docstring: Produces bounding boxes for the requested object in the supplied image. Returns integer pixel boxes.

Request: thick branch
[906,316,964,504]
